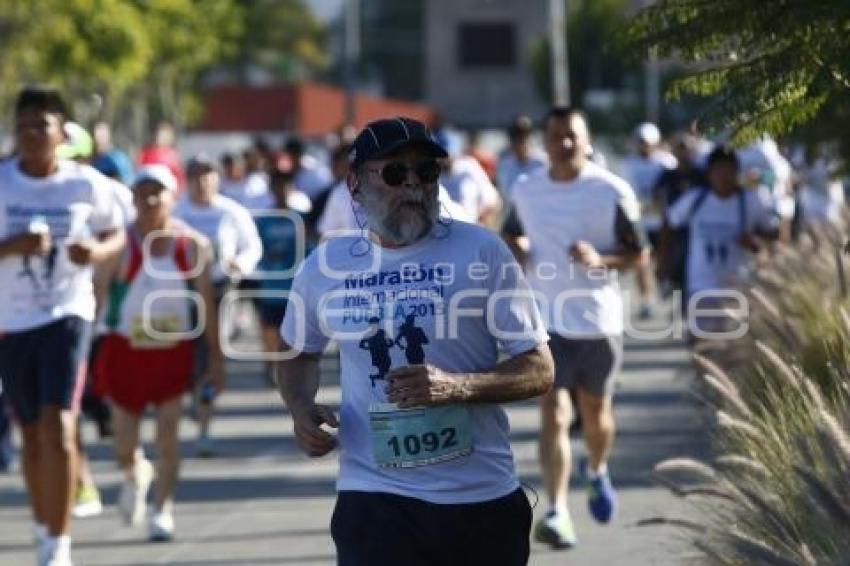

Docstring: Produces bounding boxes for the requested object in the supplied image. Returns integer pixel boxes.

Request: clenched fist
[385,365,466,408]
[291,404,339,457]
[11,232,51,257]
[569,240,602,268]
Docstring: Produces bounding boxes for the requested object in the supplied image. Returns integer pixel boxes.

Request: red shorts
[94,334,194,415]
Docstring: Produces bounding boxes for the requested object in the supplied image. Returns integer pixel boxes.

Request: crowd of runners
[0,85,845,565]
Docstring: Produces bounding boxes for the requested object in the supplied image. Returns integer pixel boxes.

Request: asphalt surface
[0,304,708,565]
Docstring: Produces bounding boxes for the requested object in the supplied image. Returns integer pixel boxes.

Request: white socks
[46,534,71,546]
[587,462,609,480]
[34,522,47,543]
[549,503,568,517]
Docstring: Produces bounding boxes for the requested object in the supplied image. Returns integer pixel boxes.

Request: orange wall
[203,83,435,136]
[203,86,297,131]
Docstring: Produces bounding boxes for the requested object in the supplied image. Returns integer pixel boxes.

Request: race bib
[369,403,473,469]
[129,315,180,349]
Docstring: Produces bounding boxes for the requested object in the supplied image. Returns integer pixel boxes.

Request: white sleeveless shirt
[104,230,195,349]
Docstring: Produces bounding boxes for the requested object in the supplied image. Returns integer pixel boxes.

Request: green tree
[531,0,636,106]
[627,0,850,146]
[127,0,243,132]
[529,0,644,132]
[0,0,151,119]
[0,0,242,141]
[0,0,328,145]
[227,0,328,83]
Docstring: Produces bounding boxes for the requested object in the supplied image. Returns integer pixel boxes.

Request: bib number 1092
[368,403,473,468]
[387,427,457,457]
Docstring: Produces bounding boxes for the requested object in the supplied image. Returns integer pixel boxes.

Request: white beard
[359,184,439,246]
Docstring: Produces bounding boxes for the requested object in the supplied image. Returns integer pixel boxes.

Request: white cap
[131,164,177,192]
[635,122,661,145]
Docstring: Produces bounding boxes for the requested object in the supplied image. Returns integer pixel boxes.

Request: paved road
[0,310,706,565]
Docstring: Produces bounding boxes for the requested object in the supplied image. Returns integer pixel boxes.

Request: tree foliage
[0,0,151,112]
[530,0,637,108]
[627,0,850,145]
[529,0,645,132]
[0,0,327,142]
[227,0,328,82]
[127,0,243,129]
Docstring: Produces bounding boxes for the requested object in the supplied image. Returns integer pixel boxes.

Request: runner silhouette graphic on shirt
[359,317,394,387]
[18,255,40,289]
[394,314,429,365]
[717,242,728,266]
[43,245,58,282]
[18,245,58,290]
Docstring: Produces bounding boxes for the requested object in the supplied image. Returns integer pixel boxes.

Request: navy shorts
[548,333,623,397]
[331,488,531,566]
[256,300,287,329]
[0,316,92,425]
[191,279,230,382]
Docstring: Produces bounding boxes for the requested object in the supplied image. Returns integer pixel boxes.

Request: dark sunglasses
[369,159,441,187]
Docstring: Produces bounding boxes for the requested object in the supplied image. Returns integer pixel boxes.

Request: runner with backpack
[658,146,779,337]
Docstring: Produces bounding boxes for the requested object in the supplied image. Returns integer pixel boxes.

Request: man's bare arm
[191,237,225,392]
[571,239,648,272]
[504,235,529,268]
[385,343,554,408]
[458,343,554,403]
[277,342,338,457]
[597,248,648,271]
[68,228,126,266]
[277,345,322,414]
[93,246,123,319]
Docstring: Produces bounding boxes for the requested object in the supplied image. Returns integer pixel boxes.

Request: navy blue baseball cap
[348,117,447,169]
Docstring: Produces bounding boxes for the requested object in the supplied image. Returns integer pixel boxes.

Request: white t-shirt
[799,159,844,226]
[442,156,500,223]
[621,151,676,230]
[800,180,844,226]
[317,181,359,236]
[293,155,333,199]
[437,185,475,224]
[667,188,777,294]
[173,194,262,282]
[738,138,795,219]
[0,158,120,332]
[621,151,676,202]
[497,151,547,198]
[280,221,548,504]
[107,177,136,225]
[221,171,270,213]
[512,163,645,338]
[250,190,313,217]
[738,138,792,195]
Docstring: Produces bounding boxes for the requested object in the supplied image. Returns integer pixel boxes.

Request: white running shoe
[148,508,175,542]
[72,485,103,518]
[533,509,578,549]
[38,535,73,566]
[118,458,154,526]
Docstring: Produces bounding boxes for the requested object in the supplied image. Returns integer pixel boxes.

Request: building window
[458,22,515,68]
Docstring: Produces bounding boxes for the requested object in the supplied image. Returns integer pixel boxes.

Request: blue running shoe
[587,471,617,523]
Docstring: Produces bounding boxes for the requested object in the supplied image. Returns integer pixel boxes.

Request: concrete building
[350,0,547,128]
[423,0,548,127]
